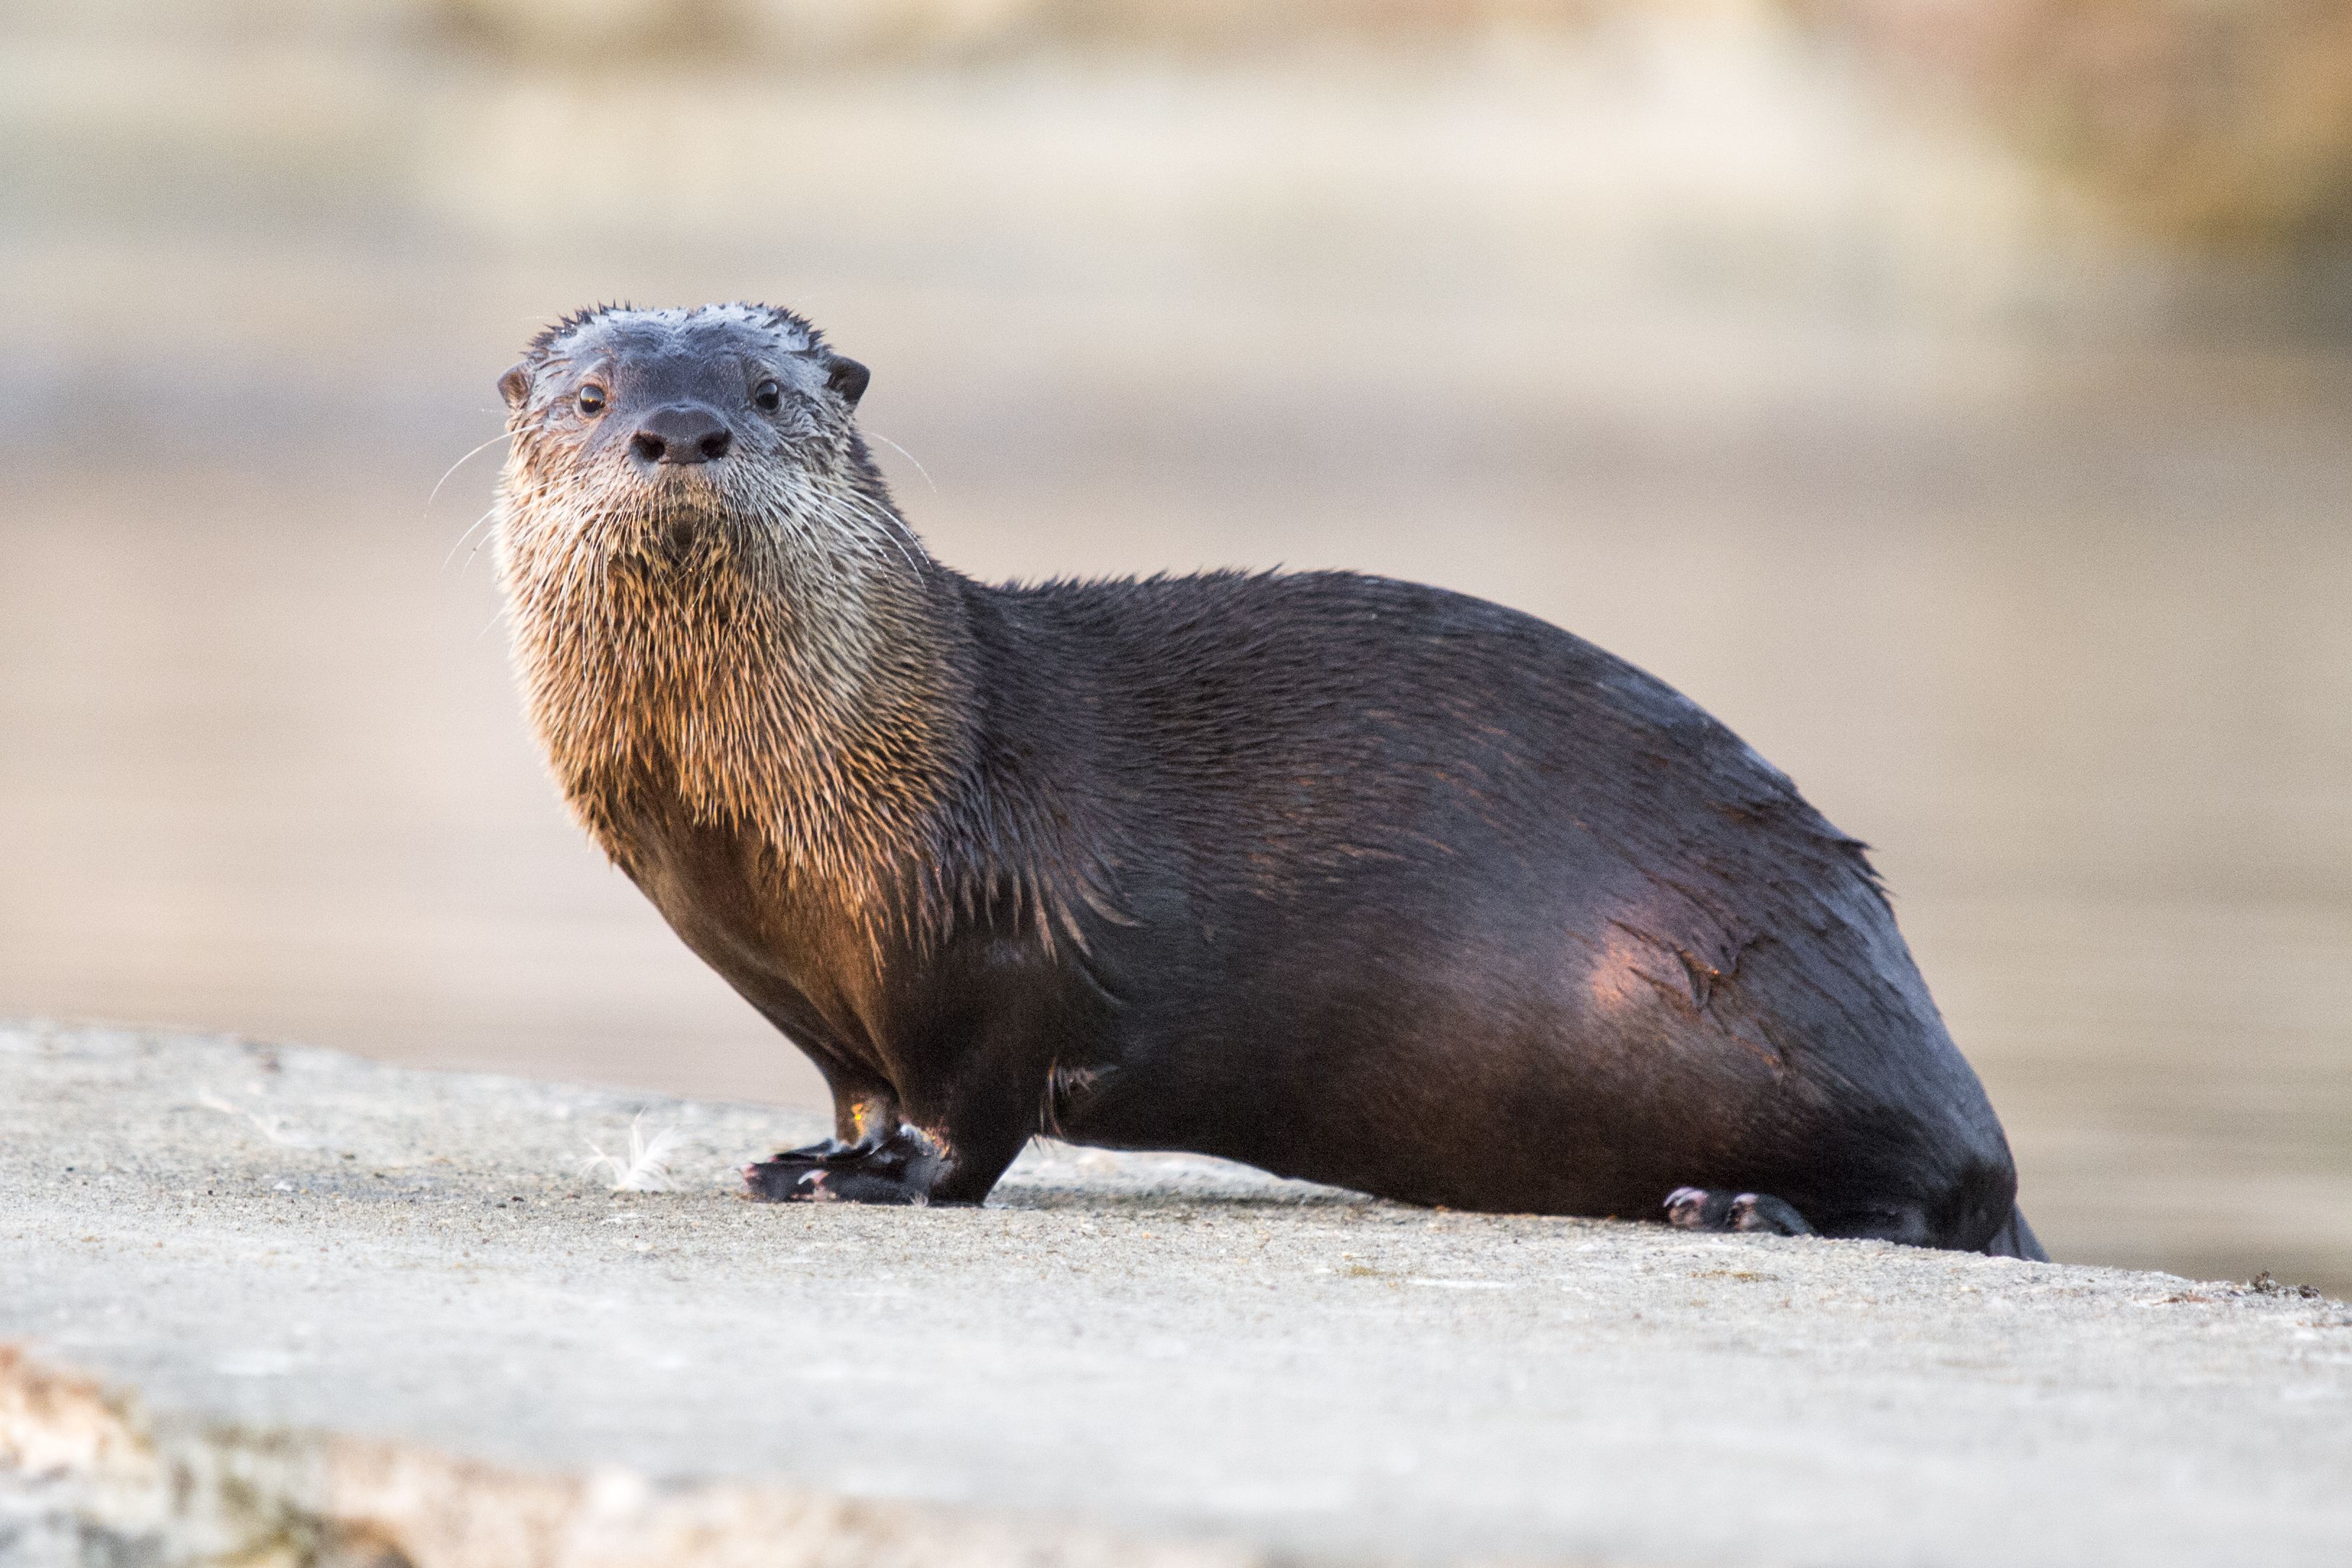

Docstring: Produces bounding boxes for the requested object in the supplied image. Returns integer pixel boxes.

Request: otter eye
[753,379,782,413]
[576,384,607,417]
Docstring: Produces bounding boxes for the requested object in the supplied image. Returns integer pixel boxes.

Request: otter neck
[499,497,974,925]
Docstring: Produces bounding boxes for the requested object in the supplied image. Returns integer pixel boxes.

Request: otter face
[490,306,949,878]
[496,303,880,547]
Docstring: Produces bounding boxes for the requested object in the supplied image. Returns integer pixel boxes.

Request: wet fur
[494,303,2042,1256]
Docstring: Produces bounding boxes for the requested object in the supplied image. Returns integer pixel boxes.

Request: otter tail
[1983,1205,2047,1261]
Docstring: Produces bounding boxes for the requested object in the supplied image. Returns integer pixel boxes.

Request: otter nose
[630,405,733,465]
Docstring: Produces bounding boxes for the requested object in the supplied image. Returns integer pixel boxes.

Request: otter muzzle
[630,404,733,465]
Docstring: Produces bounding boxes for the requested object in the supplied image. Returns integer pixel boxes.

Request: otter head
[494,302,901,571]
[490,304,956,883]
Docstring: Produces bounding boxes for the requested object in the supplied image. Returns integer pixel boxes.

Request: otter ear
[498,362,532,408]
[824,354,870,410]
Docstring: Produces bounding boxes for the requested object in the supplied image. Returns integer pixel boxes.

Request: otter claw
[772,1138,855,1164]
[743,1154,834,1200]
[744,1124,943,1205]
[1664,1185,1814,1236]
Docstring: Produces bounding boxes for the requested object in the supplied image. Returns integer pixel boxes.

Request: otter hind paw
[1663,1186,1815,1236]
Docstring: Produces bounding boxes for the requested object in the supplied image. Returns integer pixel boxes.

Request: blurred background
[2,0,2347,1291]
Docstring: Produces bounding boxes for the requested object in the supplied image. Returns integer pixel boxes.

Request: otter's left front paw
[744,1124,943,1205]
[743,1153,835,1202]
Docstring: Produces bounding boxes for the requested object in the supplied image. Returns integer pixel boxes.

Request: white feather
[580,1114,687,1192]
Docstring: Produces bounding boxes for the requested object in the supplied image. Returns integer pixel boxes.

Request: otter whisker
[443,506,502,570]
[428,430,512,508]
[803,474,930,577]
[849,510,930,580]
[863,429,936,492]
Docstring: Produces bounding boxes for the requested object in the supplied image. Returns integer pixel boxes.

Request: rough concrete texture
[0,1348,1247,1568]
[3,1023,2348,1567]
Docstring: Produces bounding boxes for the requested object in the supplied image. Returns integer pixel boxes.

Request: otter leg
[1663,1186,1815,1237]
[746,1082,915,1198]
[744,1010,1053,1206]
[745,1122,943,1205]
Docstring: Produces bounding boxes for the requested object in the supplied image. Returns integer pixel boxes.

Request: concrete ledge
[3,1023,2348,1567]
[0,1346,1251,1568]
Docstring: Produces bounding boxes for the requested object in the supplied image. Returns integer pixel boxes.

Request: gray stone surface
[4,1021,2349,1567]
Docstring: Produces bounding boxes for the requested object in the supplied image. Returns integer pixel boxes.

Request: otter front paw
[743,1151,836,1201]
[744,1125,943,1205]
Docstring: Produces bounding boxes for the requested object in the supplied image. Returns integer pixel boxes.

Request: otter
[492,302,2044,1258]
